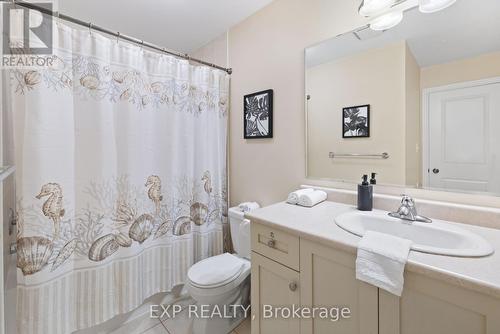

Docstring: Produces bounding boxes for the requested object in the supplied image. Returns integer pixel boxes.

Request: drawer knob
[289,282,298,291]
[267,239,276,248]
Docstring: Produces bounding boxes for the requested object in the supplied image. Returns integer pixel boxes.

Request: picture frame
[244,89,273,139]
[342,104,370,138]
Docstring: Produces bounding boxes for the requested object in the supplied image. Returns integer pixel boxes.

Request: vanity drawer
[251,222,300,271]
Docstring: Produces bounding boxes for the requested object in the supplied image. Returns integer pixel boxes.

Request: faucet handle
[391,195,431,223]
[400,194,415,206]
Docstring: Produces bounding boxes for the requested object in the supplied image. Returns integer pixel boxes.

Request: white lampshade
[359,0,396,17]
[419,0,457,13]
[369,11,404,31]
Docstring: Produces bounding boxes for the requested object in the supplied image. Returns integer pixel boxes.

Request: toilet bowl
[186,206,254,334]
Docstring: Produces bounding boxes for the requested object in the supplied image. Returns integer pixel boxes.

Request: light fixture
[369,11,404,31]
[419,0,457,13]
[359,0,396,17]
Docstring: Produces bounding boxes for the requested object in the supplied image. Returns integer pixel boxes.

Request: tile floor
[122,298,251,334]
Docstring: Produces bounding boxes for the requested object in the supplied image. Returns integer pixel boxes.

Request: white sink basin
[335,211,494,257]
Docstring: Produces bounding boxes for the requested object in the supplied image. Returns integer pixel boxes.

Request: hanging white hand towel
[298,190,327,207]
[356,231,412,296]
[287,188,315,205]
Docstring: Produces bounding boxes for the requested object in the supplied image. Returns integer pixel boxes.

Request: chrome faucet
[388,195,432,223]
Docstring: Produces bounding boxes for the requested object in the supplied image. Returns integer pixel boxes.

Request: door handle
[432,168,440,174]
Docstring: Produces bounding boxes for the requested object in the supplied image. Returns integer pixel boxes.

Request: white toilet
[186,206,252,334]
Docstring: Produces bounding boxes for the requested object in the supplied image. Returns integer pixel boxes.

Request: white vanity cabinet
[251,222,378,334]
[250,222,301,334]
[250,220,500,334]
[300,239,378,334]
[379,273,500,334]
[251,252,300,334]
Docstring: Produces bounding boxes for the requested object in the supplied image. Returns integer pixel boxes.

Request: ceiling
[56,0,273,53]
[306,0,500,68]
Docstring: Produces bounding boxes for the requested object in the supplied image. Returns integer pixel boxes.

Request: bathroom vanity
[246,201,500,334]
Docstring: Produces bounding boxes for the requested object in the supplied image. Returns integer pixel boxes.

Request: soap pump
[370,172,377,185]
[357,174,373,211]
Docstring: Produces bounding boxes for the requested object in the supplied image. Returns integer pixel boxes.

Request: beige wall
[306,42,407,185]
[224,0,431,206]
[225,0,366,206]
[191,32,229,68]
[405,44,421,187]
[194,0,431,206]
[421,50,500,89]
[194,0,500,207]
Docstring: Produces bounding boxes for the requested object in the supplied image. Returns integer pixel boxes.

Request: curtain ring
[88,22,93,36]
[116,32,120,44]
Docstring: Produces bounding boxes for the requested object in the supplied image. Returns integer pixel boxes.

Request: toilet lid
[188,253,245,288]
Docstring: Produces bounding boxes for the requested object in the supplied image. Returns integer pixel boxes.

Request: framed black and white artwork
[343,105,370,138]
[244,89,273,139]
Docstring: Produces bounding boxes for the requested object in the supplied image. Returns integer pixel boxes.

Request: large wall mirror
[305,0,500,196]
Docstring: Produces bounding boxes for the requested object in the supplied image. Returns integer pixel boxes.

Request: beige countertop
[245,201,500,298]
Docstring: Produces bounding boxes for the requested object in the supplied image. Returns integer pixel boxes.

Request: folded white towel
[287,188,315,205]
[297,190,327,207]
[356,231,412,296]
[238,202,260,212]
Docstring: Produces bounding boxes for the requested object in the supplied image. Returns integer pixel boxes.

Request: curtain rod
[10,0,233,74]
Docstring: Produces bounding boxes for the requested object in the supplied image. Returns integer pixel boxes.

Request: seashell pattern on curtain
[10,23,229,334]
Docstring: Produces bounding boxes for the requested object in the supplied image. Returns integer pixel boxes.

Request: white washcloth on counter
[287,188,315,205]
[238,202,260,212]
[356,231,412,296]
[297,190,327,207]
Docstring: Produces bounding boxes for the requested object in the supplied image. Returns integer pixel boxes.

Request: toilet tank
[228,207,251,259]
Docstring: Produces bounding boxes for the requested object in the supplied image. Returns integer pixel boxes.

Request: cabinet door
[300,240,378,334]
[379,272,500,334]
[251,251,300,334]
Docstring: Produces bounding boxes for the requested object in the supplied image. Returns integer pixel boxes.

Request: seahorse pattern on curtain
[10,23,229,334]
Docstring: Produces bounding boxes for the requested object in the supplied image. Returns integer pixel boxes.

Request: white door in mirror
[335,211,494,257]
[428,82,500,194]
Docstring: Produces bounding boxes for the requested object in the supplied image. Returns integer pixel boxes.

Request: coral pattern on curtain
[10,24,229,334]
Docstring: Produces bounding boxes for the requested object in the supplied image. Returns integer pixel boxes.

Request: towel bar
[328,152,389,159]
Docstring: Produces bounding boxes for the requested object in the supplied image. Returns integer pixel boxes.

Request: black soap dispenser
[357,174,373,211]
[370,172,377,185]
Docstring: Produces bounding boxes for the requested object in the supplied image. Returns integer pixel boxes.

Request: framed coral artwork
[343,104,370,138]
[244,89,273,139]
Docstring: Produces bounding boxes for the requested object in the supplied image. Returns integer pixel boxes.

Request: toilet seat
[187,253,250,298]
[188,253,247,288]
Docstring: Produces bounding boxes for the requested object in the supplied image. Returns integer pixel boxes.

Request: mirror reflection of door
[426,81,500,194]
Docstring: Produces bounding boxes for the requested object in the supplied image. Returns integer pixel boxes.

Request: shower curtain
[9,23,229,334]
